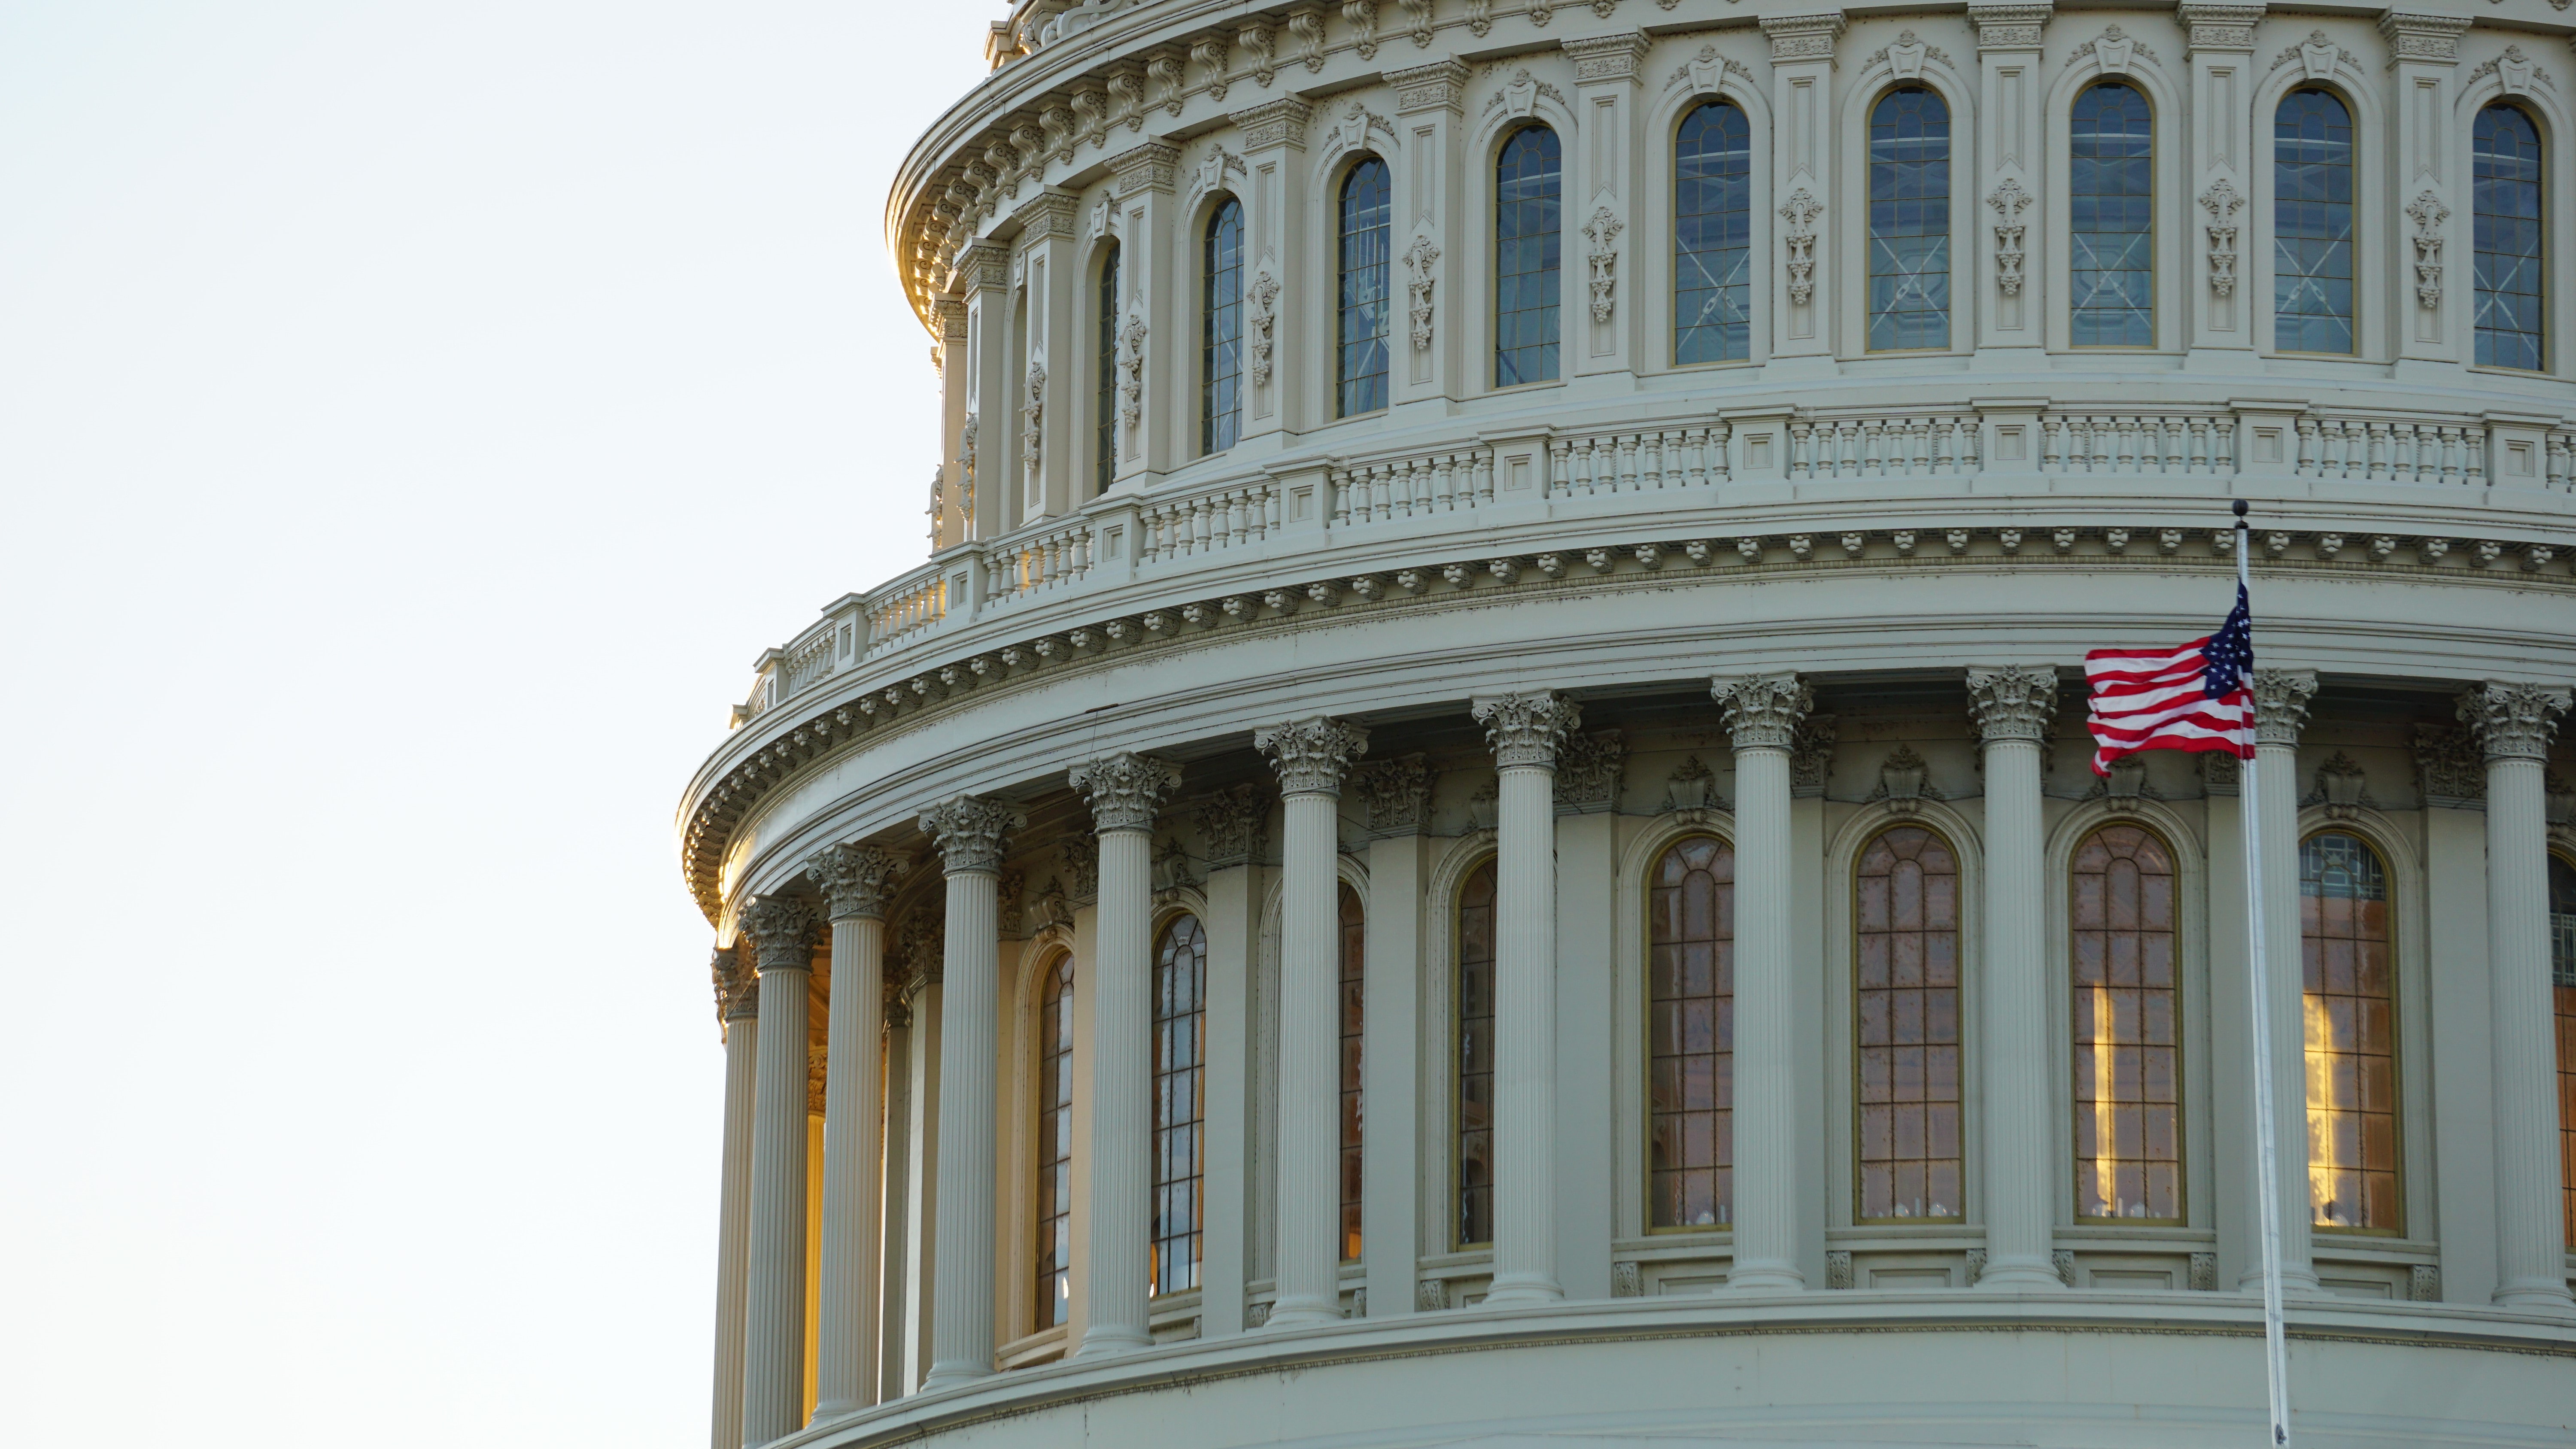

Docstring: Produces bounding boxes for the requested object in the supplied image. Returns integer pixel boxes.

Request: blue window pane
[1201,200,1243,454]
[2070,82,2154,347]
[1868,87,1950,352]
[2274,89,2355,355]
[2473,103,2545,371]
[1337,158,1393,416]
[1495,126,1561,386]
[1674,100,1753,365]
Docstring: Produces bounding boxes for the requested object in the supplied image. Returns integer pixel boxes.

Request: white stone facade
[689,3,2576,1446]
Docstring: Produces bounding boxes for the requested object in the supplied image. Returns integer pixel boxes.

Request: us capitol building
[679,0,2576,1444]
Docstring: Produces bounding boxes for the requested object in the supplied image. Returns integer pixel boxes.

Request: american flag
[2082,583,2257,775]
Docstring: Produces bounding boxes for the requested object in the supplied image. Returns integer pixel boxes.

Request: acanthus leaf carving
[1581,207,1623,323]
[1240,22,1278,88]
[1287,7,1328,72]
[1248,269,1282,386]
[918,794,1025,874]
[1351,754,1437,834]
[1554,729,1626,813]
[1195,783,1273,866]
[1145,53,1186,116]
[2461,681,2572,762]
[1472,690,1583,769]
[741,894,822,973]
[1342,0,1379,61]
[1402,235,1440,349]
[1713,673,1810,751]
[2406,190,2450,310]
[1966,665,2061,743]
[1987,179,2031,296]
[807,842,908,921]
[1116,314,1147,430]
[1068,750,1183,832]
[1254,715,1372,794]
[2199,179,2243,297]
[1778,189,1823,305]
[1191,36,1232,103]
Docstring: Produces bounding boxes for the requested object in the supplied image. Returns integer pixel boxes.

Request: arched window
[2473,103,2546,371]
[1338,881,1366,1261]
[2071,824,2182,1221]
[1494,126,1562,387]
[1094,240,1121,495]
[1647,835,1736,1229]
[1337,159,1393,417]
[1201,200,1244,455]
[1152,914,1207,1294]
[2070,82,2154,347]
[1456,858,1498,1246]
[2299,831,2399,1232]
[1855,826,1962,1221]
[2549,852,2575,1245]
[2274,89,2356,355]
[1867,86,1952,352]
[1035,953,1075,1328]
[1674,99,1753,365]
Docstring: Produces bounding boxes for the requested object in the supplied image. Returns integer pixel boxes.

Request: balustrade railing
[1141,479,1281,561]
[1550,426,1729,495]
[986,517,1096,602]
[1792,414,1980,479]
[2032,412,2227,475]
[2297,415,2482,485]
[865,565,948,657]
[1330,449,1495,524]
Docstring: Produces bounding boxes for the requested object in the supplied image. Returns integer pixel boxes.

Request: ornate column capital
[1229,97,1313,148]
[807,843,908,921]
[2378,10,2472,64]
[2461,682,2573,763]
[741,895,821,974]
[2251,668,2319,747]
[1069,750,1183,831]
[1966,3,2051,50]
[1561,31,1652,87]
[1713,673,1810,752]
[1473,691,1582,770]
[952,238,1011,295]
[1966,666,2061,743]
[1109,141,1180,197]
[1194,783,1272,866]
[1352,754,1437,835]
[1255,716,1372,796]
[1386,59,1469,115]
[918,794,1027,875]
[1760,12,1847,64]
[714,944,759,1021]
[933,295,969,342]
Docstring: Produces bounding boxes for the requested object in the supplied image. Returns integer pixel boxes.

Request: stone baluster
[1965,667,2067,1289]
[917,796,1027,1389]
[2461,682,2576,1308]
[807,845,907,1416]
[1713,674,1809,1291]
[739,895,821,1446]
[1254,717,1372,1326]
[709,947,760,1449]
[1067,752,1184,1353]
[2248,669,2321,1290]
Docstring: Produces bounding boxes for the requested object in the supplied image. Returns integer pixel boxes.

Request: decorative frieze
[1255,715,1372,795]
[1474,690,1583,769]
[918,794,1026,874]
[1967,666,2060,743]
[2250,669,2318,747]
[1714,673,1810,751]
[2462,682,2572,762]
[742,895,822,973]
[1069,750,1182,831]
[1351,754,1437,835]
[808,842,907,921]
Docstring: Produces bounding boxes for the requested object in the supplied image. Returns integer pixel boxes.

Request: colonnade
[705,674,2571,1448]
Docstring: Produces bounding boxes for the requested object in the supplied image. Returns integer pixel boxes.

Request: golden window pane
[2071,824,2183,1221]
[2300,832,2399,1232]
[1035,954,1077,1329]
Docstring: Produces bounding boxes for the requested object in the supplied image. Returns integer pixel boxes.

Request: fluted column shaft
[1256,720,1369,1326]
[2467,683,2576,1308]
[1966,667,2063,1290]
[918,796,1024,1390]
[709,954,759,1449]
[810,847,905,1416]
[2249,670,2319,1290]
[1715,673,1805,1291]
[740,899,820,1447]
[1474,693,1579,1305]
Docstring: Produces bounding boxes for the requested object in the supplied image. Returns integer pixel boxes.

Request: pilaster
[1231,100,1311,442]
[2178,6,2263,364]
[1109,142,1180,490]
[933,295,973,546]
[1387,62,1467,407]
[957,240,1017,538]
[1011,190,1083,522]
[2380,11,2473,372]
[1761,13,1843,370]
[1968,6,2050,360]
[1561,32,1650,379]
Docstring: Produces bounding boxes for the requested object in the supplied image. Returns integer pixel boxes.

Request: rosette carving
[918,795,1027,874]
[1254,715,1371,795]
[807,842,907,921]
[1713,673,1810,751]
[1472,690,1582,769]
[1068,750,1183,831]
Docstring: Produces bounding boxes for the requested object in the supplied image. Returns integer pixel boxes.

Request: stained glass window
[2071,824,2183,1221]
[1201,200,1244,454]
[1152,914,1206,1294]
[1339,882,1366,1261]
[2300,831,2399,1232]
[1674,100,1753,365]
[1456,858,1497,1246]
[1648,835,1736,1229]
[2473,103,2545,371]
[1337,159,1392,417]
[1868,86,1952,352]
[1094,240,1121,495]
[1855,826,1962,1221]
[2275,89,2356,355]
[1035,954,1075,1328]
[1494,126,1561,387]
[2070,82,2154,347]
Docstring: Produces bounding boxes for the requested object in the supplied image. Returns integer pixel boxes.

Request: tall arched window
[2549,852,2575,1245]
[2071,824,2182,1221]
[1201,200,1244,455]
[1338,881,1366,1261]
[1855,826,1962,1221]
[1035,954,1076,1328]
[2274,88,2356,355]
[1867,86,1952,352]
[1647,835,1736,1229]
[1337,159,1393,417]
[2300,831,2399,1232]
[1094,240,1121,495]
[1494,126,1562,387]
[1456,858,1498,1246]
[2473,103,2546,371]
[1674,99,1753,365]
[1152,914,1207,1294]
[2070,82,2154,347]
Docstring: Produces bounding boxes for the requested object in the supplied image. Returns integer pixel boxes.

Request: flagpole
[2234,498,2294,1447]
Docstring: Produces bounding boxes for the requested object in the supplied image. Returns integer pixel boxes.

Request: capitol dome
[682,2,2576,1445]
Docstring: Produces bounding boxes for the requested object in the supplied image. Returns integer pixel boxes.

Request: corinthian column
[806,845,906,1416]
[2463,681,2576,1308]
[917,796,1025,1390]
[1965,666,2065,1289]
[1067,751,1183,1353]
[1254,717,1371,1327]
[710,948,759,1449]
[739,896,821,1447]
[1713,674,1808,1291]
[1470,691,1582,1305]
[2248,669,2320,1289]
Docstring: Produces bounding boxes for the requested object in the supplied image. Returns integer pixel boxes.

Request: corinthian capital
[1254,716,1371,795]
[2461,681,2572,763]
[1966,665,2061,743]
[741,895,820,974]
[1472,691,1582,770]
[1712,673,1810,752]
[1068,751,1183,831]
[808,842,907,921]
[918,795,1027,874]
[712,944,758,1021]
[2251,669,2318,747]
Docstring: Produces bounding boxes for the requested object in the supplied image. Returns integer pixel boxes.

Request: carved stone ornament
[1868,30,1952,79]
[1869,744,1945,814]
[1069,750,1183,831]
[1351,754,1436,835]
[1249,270,1282,386]
[918,794,1026,874]
[1825,1250,1854,1288]
[1019,359,1045,478]
[1791,715,1839,796]
[2087,756,2164,807]
[1611,1261,1643,1298]
[1191,35,1232,102]
[1399,0,1434,47]
[1255,715,1372,795]
[1402,235,1440,349]
[1778,190,1823,306]
[1968,3,2053,52]
[714,943,759,1022]
[2467,46,2551,98]
[2190,1252,2218,1292]
[1967,665,2060,743]
[1713,673,1810,752]
[1474,690,1583,769]
[807,1035,828,1117]
[2251,670,2319,748]
[2300,751,2378,820]
[1555,729,1626,813]
[1194,783,1272,866]
[2272,29,2354,83]
[1582,207,1622,322]
[808,842,908,920]
[2202,750,2241,796]
[1151,836,1202,893]
[2199,180,2243,297]
[1669,44,1754,96]
[2064,25,2154,75]
[1760,12,1846,64]
[1485,68,1566,120]
[741,894,821,973]
[1661,754,1725,813]
[2547,769,2574,829]
[2413,723,2486,807]
[2406,191,2450,310]
[2378,11,2471,65]
[1059,832,1101,901]
[1987,179,2031,295]
[1116,314,1147,430]
[2461,681,2573,762]
[1287,7,1327,72]
[898,908,945,990]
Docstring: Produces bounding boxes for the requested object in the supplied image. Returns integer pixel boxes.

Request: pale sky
[0,4,989,1443]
